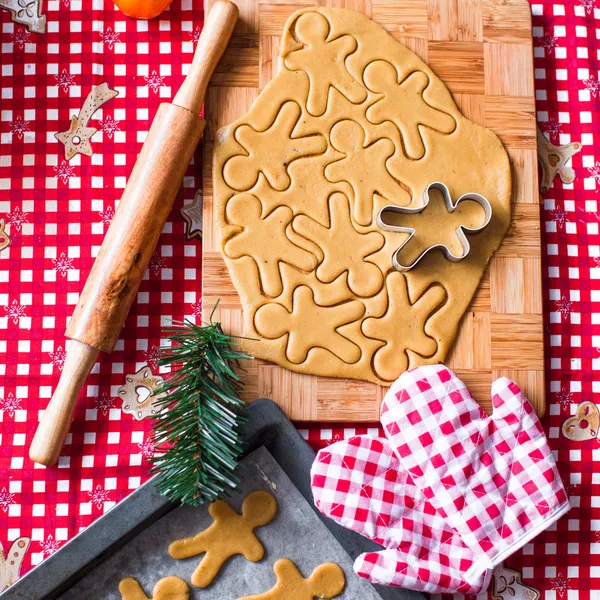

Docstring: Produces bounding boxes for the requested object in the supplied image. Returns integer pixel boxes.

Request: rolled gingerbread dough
[213,7,511,385]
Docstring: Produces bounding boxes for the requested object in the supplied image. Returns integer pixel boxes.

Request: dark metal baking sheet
[2,399,423,600]
[57,446,387,599]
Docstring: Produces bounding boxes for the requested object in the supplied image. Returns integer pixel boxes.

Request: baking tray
[3,400,423,600]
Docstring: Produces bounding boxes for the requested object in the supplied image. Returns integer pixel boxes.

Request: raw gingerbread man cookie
[223,102,327,192]
[119,576,189,600]
[324,120,411,226]
[293,193,384,297]
[362,272,446,381]
[255,286,365,364]
[284,12,367,116]
[224,193,317,297]
[168,490,277,588]
[364,61,456,160]
[237,559,345,600]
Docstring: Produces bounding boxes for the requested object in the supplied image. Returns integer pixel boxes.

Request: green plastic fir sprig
[149,311,252,506]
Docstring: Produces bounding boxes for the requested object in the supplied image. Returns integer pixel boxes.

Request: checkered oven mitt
[311,365,571,594]
[311,434,492,593]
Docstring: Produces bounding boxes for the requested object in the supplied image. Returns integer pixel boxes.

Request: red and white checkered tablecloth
[0,0,598,598]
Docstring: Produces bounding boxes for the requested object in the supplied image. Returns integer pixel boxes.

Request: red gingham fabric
[311,434,492,594]
[1,0,599,598]
[0,0,203,586]
[310,366,570,595]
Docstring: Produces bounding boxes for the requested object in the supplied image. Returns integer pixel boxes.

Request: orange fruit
[113,0,174,19]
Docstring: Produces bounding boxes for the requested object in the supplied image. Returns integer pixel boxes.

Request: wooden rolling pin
[29,1,239,466]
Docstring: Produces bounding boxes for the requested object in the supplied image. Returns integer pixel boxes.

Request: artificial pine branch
[149,314,251,506]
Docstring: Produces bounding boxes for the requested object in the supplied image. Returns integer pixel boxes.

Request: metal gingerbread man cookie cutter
[376,181,493,272]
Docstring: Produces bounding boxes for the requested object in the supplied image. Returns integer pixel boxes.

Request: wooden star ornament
[181,189,203,240]
[55,82,118,160]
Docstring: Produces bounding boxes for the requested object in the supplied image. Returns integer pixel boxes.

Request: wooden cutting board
[201,0,543,421]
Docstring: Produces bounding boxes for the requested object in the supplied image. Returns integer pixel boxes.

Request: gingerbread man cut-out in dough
[224,194,317,297]
[293,193,384,297]
[362,273,446,381]
[255,286,365,364]
[324,120,411,226]
[364,61,456,160]
[119,576,189,600]
[168,490,277,588]
[237,559,345,600]
[284,12,367,117]
[223,102,327,192]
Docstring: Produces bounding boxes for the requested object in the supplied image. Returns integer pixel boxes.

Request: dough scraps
[168,490,277,588]
[213,7,511,385]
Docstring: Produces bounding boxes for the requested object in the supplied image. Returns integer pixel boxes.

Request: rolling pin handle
[29,340,100,466]
[173,0,239,114]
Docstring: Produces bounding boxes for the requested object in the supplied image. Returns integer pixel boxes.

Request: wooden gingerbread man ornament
[169,490,277,588]
[119,576,189,600]
[238,559,345,600]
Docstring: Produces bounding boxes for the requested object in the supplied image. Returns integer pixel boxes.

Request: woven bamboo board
[202,0,543,421]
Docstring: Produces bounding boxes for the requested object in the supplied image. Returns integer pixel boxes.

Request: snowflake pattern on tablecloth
[138,436,157,461]
[583,74,600,98]
[94,393,114,416]
[4,300,27,325]
[579,0,596,14]
[99,27,120,50]
[555,296,574,319]
[543,118,562,138]
[588,161,600,188]
[48,346,66,371]
[0,488,15,513]
[555,386,573,410]
[87,485,111,510]
[52,252,74,277]
[98,114,120,139]
[144,70,165,94]
[551,206,568,228]
[40,535,60,557]
[5,206,28,232]
[536,32,558,52]
[142,345,160,369]
[10,28,31,49]
[0,392,22,418]
[148,251,166,276]
[191,300,201,317]
[190,26,201,43]
[8,115,29,140]
[54,160,74,184]
[54,69,75,93]
[98,205,115,225]
[550,573,571,598]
